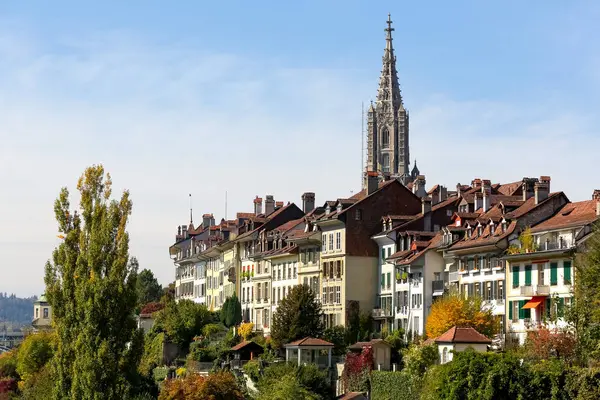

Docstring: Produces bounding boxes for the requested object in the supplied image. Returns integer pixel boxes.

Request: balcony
[396,305,408,315]
[520,285,551,296]
[536,285,550,295]
[432,280,445,293]
[520,286,534,296]
[372,308,393,319]
[449,271,459,282]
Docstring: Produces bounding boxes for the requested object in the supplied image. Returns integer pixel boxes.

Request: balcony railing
[521,285,550,296]
[536,285,550,295]
[520,286,534,296]
[449,271,459,282]
[432,280,445,292]
[372,308,392,318]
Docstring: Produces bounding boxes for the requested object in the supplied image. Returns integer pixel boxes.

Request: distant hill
[0,293,36,327]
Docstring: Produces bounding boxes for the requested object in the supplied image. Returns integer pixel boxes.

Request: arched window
[381,128,390,148]
[382,153,390,173]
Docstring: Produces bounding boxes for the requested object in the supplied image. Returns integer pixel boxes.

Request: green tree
[44,165,144,400]
[571,225,600,366]
[136,267,162,311]
[220,293,242,328]
[271,285,324,347]
[16,331,55,383]
[152,299,211,349]
[323,325,347,356]
[256,362,333,400]
[256,374,319,400]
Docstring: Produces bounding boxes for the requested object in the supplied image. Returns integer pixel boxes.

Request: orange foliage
[158,371,243,400]
[525,327,576,361]
[426,292,498,339]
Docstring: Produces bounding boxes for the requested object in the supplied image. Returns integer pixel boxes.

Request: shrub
[18,366,54,400]
[0,378,17,394]
[565,367,600,400]
[152,367,170,383]
[16,331,55,383]
[140,332,164,376]
[0,352,17,379]
[243,359,261,382]
[370,371,422,400]
[401,344,438,376]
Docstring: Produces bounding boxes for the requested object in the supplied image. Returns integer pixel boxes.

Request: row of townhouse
[169,174,599,343]
[371,177,600,344]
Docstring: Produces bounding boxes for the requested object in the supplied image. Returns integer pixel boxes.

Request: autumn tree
[426,291,498,339]
[44,165,144,399]
[271,285,324,348]
[238,322,254,341]
[136,267,162,311]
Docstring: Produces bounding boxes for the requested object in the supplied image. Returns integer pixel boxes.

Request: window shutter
[508,301,513,320]
[381,248,385,260]
[545,298,551,318]
[519,300,525,319]
[564,261,572,284]
[513,266,520,288]
[550,263,558,285]
[558,297,565,318]
[525,265,532,286]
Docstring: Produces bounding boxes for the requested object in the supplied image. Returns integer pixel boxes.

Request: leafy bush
[371,371,422,400]
[0,352,18,379]
[238,322,254,341]
[158,371,243,400]
[243,359,261,382]
[565,367,600,400]
[140,332,164,376]
[152,367,170,383]
[140,302,164,315]
[256,362,333,399]
[0,378,17,394]
[343,346,374,392]
[323,325,347,356]
[18,366,54,400]
[16,331,55,382]
[255,374,319,400]
[401,344,438,376]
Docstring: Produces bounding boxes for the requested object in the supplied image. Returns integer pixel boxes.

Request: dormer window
[326,205,331,215]
[304,224,309,233]
[312,224,318,232]
[478,226,483,236]
[490,224,495,235]
[336,203,343,213]
[501,220,507,233]
[467,228,472,239]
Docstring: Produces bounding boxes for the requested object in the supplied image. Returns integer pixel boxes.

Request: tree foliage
[238,322,254,341]
[426,291,498,339]
[271,285,324,347]
[44,165,143,400]
[136,268,162,311]
[343,346,374,393]
[219,293,242,328]
[323,325,347,356]
[152,299,212,349]
[256,362,333,400]
[402,344,438,377]
[572,224,600,366]
[524,327,576,362]
[158,371,243,400]
[16,331,55,383]
[256,374,319,400]
[0,352,18,379]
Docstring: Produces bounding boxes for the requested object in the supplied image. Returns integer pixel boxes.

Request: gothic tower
[364,14,410,188]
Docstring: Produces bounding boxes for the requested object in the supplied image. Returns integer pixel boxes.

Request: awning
[522,296,546,309]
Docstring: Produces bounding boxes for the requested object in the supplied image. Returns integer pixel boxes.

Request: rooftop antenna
[189,193,193,225]
[361,101,364,186]
[225,191,228,221]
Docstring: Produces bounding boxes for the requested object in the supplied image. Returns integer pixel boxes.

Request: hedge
[370,371,421,400]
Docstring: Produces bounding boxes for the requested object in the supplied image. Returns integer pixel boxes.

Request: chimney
[522,177,538,201]
[471,178,482,189]
[474,192,483,211]
[482,180,491,212]
[439,186,448,203]
[301,192,316,213]
[456,183,464,195]
[202,213,214,228]
[253,196,263,216]
[275,201,284,208]
[430,185,449,206]
[181,224,188,239]
[176,226,182,241]
[367,171,379,196]
[265,195,275,216]
[593,190,600,216]
[422,197,432,231]
[534,176,551,205]
[413,175,427,198]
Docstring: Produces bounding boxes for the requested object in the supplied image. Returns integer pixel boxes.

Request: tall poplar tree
[44,165,143,399]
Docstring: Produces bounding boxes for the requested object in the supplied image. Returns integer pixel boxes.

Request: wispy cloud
[0,22,598,296]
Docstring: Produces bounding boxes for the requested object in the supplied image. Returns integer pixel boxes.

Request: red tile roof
[347,339,392,350]
[531,200,598,232]
[496,181,522,196]
[435,326,492,344]
[285,337,334,347]
[230,340,263,351]
[236,212,254,219]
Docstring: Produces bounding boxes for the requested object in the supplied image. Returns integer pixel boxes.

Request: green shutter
[513,266,520,288]
[508,301,513,320]
[381,274,385,286]
[564,261,572,284]
[518,300,524,319]
[524,306,531,319]
[545,298,551,319]
[381,248,385,260]
[387,273,391,287]
[558,297,565,318]
[525,265,532,286]
[550,263,558,285]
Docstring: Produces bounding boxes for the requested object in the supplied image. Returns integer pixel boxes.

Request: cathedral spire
[377,13,403,109]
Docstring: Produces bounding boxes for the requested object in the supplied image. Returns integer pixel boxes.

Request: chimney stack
[593,190,600,216]
[265,195,275,216]
[534,176,551,205]
[181,224,188,239]
[202,213,214,228]
[254,196,263,216]
[482,180,492,212]
[422,197,432,231]
[474,192,483,211]
[413,175,427,198]
[275,201,284,208]
[522,177,538,201]
[301,192,316,213]
[367,171,379,196]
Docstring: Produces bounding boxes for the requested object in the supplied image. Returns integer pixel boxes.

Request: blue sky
[1,1,599,296]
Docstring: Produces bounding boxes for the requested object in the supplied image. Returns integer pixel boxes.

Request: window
[322,234,326,251]
[294,264,297,278]
[322,287,327,304]
[43,308,49,319]
[381,248,386,261]
[381,128,390,148]
[538,264,545,285]
[335,232,341,250]
[329,287,335,303]
[525,265,532,286]
[512,266,520,288]
[335,287,341,304]
[355,209,362,221]
[264,310,269,328]
[329,234,334,251]
[382,153,390,173]
[387,247,391,257]
[498,280,504,300]
[442,348,448,363]
[413,316,420,334]
[277,288,281,303]
[564,261,572,284]
[386,273,391,289]
[550,262,558,285]
[381,273,385,289]
[35,308,39,319]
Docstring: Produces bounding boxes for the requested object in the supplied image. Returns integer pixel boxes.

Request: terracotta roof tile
[435,326,492,344]
[285,337,334,347]
[236,212,254,219]
[230,340,261,351]
[531,200,599,232]
[496,181,522,196]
